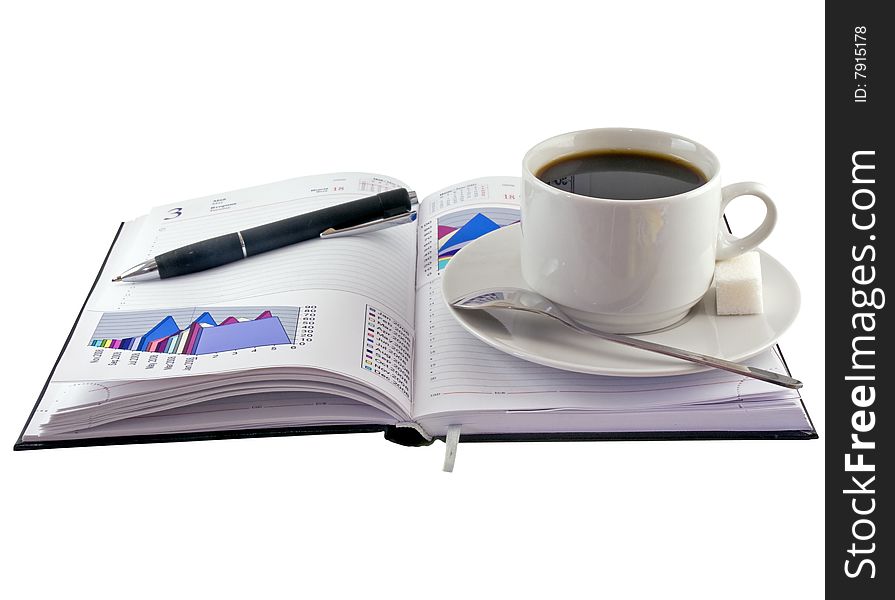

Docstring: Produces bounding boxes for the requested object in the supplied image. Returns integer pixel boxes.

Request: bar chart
[89,306,300,355]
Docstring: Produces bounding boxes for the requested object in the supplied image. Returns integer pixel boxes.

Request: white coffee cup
[521,128,777,334]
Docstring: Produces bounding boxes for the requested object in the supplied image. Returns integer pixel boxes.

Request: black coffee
[536,150,707,200]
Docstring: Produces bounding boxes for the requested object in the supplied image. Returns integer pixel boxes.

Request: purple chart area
[193,316,291,354]
[88,306,300,355]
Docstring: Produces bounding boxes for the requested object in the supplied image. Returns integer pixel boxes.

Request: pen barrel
[152,188,412,278]
[240,188,412,255]
[156,233,246,278]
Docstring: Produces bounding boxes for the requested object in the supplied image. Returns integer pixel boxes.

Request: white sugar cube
[714,251,763,315]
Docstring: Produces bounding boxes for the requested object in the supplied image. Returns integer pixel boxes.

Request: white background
[0,1,823,598]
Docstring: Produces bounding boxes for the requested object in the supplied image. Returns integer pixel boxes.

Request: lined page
[94,173,415,322]
[417,291,799,416]
[36,173,418,421]
[411,178,802,419]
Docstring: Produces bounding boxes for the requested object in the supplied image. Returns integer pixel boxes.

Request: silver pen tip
[112,257,160,282]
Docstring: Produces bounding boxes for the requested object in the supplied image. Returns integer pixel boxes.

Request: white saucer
[442,223,800,377]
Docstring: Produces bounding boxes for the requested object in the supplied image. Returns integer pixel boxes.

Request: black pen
[113,188,418,282]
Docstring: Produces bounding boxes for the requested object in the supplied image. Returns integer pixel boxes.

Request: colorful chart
[361,304,411,398]
[89,307,300,355]
[436,207,521,269]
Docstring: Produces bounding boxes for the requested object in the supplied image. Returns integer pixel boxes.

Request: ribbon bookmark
[442,424,462,472]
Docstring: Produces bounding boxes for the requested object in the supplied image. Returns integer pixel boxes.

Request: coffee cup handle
[716,182,778,261]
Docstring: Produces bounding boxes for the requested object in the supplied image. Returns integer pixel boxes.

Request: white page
[31,173,417,427]
[93,173,415,319]
[410,178,806,427]
[27,367,408,437]
[23,391,394,442]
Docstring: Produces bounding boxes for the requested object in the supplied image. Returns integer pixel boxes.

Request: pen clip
[320,210,417,238]
[320,191,419,239]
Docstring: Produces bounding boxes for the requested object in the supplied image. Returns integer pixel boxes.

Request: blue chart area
[436,207,520,269]
[89,307,300,355]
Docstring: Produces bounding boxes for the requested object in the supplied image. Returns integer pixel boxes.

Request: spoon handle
[573,323,802,389]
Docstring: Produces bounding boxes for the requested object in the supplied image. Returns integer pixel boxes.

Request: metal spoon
[449,287,802,389]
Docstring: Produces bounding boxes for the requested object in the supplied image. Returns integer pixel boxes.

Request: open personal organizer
[15,173,816,451]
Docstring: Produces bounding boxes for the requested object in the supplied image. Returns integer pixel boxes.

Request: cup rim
[522,127,722,204]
